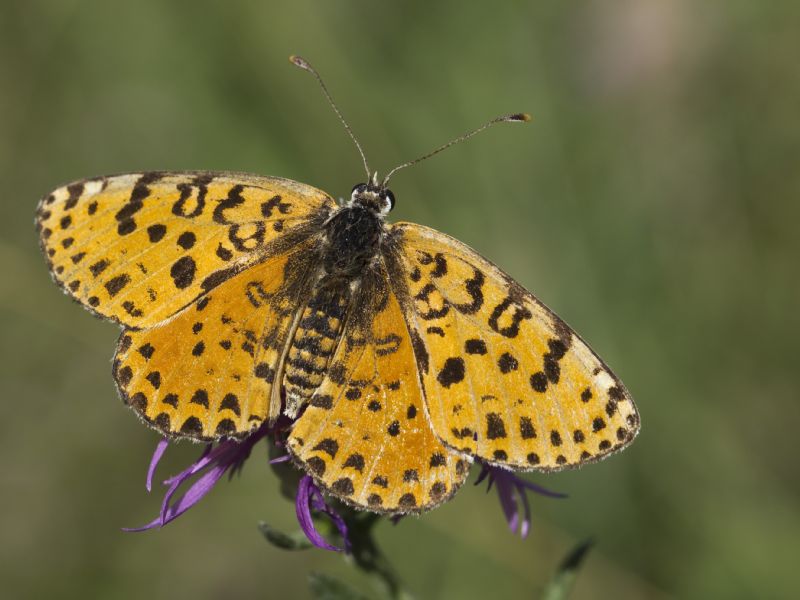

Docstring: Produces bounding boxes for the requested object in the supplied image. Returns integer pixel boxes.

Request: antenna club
[289,55,311,70]
[508,113,532,122]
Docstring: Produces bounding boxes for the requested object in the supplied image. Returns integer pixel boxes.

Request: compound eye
[351,183,368,195]
[382,189,396,211]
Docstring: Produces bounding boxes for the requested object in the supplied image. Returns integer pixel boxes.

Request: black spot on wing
[519,417,536,439]
[89,259,110,277]
[312,438,339,458]
[177,231,196,250]
[170,256,196,289]
[105,274,130,297]
[306,456,326,476]
[530,372,548,393]
[220,393,241,416]
[398,493,417,509]
[215,419,237,436]
[465,339,487,355]
[486,413,507,439]
[429,453,446,467]
[147,224,167,242]
[180,416,203,435]
[190,389,209,408]
[201,265,240,292]
[64,183,83,210]
[331,477,354,496]
[498,352,518,373]
[437,357,465,388]
[343,453,365,472]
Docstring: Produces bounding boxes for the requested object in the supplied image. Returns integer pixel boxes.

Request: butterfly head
[349,182,395,217]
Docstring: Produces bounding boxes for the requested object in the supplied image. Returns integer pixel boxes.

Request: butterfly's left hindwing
[389,223,640,472]
[36,171,335,328]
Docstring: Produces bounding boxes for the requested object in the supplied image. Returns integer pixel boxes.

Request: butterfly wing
[287,263,470,513]
[36,171,335,328]
[113,235,321,440]
[387,222,640,471]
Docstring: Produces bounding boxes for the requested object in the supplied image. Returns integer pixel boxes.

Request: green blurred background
[2,1,798,598]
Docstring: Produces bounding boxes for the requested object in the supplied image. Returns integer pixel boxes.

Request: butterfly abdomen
[283,287,350,416]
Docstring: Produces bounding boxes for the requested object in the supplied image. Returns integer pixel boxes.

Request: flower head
[125,420,562,550]
[475,462,567,538]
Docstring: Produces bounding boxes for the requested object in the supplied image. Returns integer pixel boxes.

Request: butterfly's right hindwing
[113,237,322,441]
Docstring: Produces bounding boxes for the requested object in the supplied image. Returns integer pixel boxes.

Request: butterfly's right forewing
[390,222,640,472]
[37,171,335,328]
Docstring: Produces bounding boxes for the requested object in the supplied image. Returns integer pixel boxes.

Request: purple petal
[269,454,291,465]
[516,481,532,538]
[126,426,271,533]
[493,475,520,534]
[124,466,228,532]
[122,515,163,532]
[295,476,343,552]
[476,462,566,539]
[159,468,194,525]
[474,466,491,488]
[515,478,568,499]
[146,438,169,492]
[321,503,350,553]
[159,465,229,525]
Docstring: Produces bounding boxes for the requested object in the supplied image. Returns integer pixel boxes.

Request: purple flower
[125,424,351,552]
[295,475,350,553]
[124,420,555,551]
[475,463,567,538]
[125,425,271,532]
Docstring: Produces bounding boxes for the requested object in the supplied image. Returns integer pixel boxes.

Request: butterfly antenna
[289,55,372,182]
[381,113,531,187]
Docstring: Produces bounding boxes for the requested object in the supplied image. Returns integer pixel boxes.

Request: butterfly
[36,56,639,515]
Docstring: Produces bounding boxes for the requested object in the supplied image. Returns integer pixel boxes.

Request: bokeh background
[2,1,798,598]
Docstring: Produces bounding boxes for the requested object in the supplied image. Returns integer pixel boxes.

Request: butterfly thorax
[321,200,387,279]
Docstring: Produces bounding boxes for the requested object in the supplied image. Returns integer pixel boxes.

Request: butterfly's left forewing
[389,222,640,471]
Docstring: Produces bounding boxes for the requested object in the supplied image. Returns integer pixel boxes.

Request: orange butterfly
[36,56,639,515]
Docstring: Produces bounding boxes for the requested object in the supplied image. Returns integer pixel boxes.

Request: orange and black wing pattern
[288,264,470,513]
[36,171,335,328]
[37,171,335,440]
[388,222,640,471]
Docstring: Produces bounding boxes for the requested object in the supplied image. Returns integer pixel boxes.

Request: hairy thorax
[321,205,385,280]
